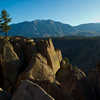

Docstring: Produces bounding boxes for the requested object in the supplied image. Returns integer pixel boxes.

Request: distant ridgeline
[4,19,100,37]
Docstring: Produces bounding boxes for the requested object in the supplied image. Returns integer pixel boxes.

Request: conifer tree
[0,9,12,38]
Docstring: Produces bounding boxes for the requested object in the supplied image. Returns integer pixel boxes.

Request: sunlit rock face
[36,39,60,74]
[55,48,62,63]
[17,53,55,84]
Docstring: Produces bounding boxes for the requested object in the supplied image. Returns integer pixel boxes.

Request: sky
[0,0,100,26]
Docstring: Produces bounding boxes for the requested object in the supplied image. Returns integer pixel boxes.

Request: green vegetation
[0,9,12,38]
[63,57,70,65]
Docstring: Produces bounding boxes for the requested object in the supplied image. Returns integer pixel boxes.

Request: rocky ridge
[0,36,99,100]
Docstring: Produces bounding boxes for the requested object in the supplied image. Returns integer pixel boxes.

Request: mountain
[75,23,100,32]
[69,31,98,37]
[7,20,100,37]
[8,19,77,37]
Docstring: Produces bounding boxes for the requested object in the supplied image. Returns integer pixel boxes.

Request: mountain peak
[8,19,76,37]
[7,19,100,37]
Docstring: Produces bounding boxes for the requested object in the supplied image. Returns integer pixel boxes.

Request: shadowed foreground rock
[0,88,11,100]
[12,80,54,100]
[9,36,37,63]
[0,39,21,90]
[88,62,100,99]
[30,79,73,100]
[56,59,97,100]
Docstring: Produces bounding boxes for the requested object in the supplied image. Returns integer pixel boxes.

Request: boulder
[12,43,25,73]
[30,79,73,100]
[0,39,21,90]
[56,59,96,100]
[9,36,34,49]
[23,41,37,63]
[17,53,55,85]
[12,80,54,100]
[9,36,37,63]
[36,39,60,73]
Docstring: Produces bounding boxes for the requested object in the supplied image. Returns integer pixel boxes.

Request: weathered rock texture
[55,49,62,63]
[56,59,96,100]
[10,36,37,63]
[12,80,54,100]
[0,36,99,100]
[0,39,21,90]
[30,79,73,100]
[36,39,60,73]
[17,53,55,87]
[23,41,37,63]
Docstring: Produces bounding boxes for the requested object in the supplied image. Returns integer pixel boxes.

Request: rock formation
[55,48,62,63]
[0,39,21,90]
[12,80,54,100]
[36,39,60,73]
[30,79,73,100]
[17,53,55,84]
[56,59,96,100]
[0,36,99,100]
[9,36,37,63]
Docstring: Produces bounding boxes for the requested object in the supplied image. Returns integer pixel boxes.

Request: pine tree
[0,9,12,39]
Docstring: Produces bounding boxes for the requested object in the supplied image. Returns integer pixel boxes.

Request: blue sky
[0,0,100,26]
